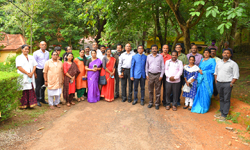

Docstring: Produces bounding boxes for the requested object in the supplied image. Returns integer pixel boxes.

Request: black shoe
[132,101,137,105]
[128,100,132,103]
[140,101,144,106]
[163,103,167,107]
[114,95,119,99]
[155,105,159,110]
[41,100,48,104]
[177,102,181,106]
[148,104,153,108]
[122,99,126,102]
[37,101,42,107]
[183,106,188,109]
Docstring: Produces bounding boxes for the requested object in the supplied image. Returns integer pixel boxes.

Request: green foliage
[0,71,22,122]
[0,55,18,72]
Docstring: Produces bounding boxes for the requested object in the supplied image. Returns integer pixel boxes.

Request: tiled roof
[0,32,25,51]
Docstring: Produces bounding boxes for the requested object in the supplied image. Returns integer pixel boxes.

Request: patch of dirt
[0,85,249,150]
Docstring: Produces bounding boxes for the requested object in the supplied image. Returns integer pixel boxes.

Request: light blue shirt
[33,49,49,69]
[130,54,147,79]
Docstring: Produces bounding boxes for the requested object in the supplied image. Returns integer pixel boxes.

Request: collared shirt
[145,54,164,77]
[213,56,221,63]
[43,59,64,89]
[160,53,171,64]
[178,53,188,65]
[165,59,183,83]
[186,53,203,66]
[85,54,92,60]
[118,51,135,75]
[208,45,218,50]
[113,51,123,68]
[214,59,239,82]
[33,49,49,69]
[98,53,106,61]
[130,54,147,79]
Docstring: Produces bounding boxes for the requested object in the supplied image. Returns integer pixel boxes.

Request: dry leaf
[37,127,44,131]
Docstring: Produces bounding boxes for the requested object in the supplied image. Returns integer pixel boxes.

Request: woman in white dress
[16,45,38,108]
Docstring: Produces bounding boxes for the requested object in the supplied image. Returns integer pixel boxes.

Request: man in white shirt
[118,43,135,103]
[214,48,239,122]
[210,47,221,97]
[91,42,102,57]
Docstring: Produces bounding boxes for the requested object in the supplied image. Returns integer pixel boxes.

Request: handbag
[182,76,194,93]
[99,71,107,85]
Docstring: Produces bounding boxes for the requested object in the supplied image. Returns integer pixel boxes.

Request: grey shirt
[214,59,239,82]
[145,54,165,77]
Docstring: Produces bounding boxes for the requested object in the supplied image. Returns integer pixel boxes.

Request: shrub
[0,71,22,122]
[0,55,17,72]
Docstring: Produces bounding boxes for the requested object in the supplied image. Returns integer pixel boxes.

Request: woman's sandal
[188,107,192,111]
[71,102,75,105]
[67,103,71,107]
[183,106,188,109]
[55,104,61,108]
[81,97,85,101]
[77,98,81,102]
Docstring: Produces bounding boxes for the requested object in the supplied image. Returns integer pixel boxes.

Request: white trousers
[185,97,194,106]
[48,95,60,106]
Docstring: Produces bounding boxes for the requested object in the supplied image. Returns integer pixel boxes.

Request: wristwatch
[230,83,234,86]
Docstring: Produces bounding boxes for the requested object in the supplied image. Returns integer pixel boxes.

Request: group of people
[16,40,239,122]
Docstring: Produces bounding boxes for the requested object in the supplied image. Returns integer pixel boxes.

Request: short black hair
[209,48,217,51]
[223,48,233,55]
[100,45,106,49]
[117,44,123,48]
[21,44,30,49]
[137,45,144,49]
[171,50,178,56]
[203,48,211,54]
[145,48,150,53]
[64,46,71,51]
[106,48,112,53]
[151,44,158,49]
[175,43,183,49]
[54,46,61,51]
[191,43,195,45]
[85,46,90,49]
[91,50,97,54]
[212,39,216,42]
[51,51,58,56]
[65,52,74,62]
[189,56,195,61]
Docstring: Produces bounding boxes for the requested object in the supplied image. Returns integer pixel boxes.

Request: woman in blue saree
[191,49,216,114]
[85,50,102,103]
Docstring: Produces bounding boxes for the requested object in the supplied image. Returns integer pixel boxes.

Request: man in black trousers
[118,43,135,102]
[33,41,49,106]
[113,44,123,98]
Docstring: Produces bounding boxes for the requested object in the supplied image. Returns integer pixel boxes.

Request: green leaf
[212,10,216,17]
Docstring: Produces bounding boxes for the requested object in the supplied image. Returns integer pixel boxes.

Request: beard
[223,56,229,59]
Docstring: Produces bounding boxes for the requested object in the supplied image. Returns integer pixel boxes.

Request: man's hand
[45,82,48,86]
[34,73,37,79]
[170,76,175,81]
[119,75,124,78]
[130,77,134,81]
[146,76,149,80]
[159,77,163,81]
[27,73,32,78]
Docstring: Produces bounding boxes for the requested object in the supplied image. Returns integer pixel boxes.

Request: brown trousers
[148,73,161,106]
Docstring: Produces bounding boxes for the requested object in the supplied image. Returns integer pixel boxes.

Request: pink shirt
[165,59,183,83]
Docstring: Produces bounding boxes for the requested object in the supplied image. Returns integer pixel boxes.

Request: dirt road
[26,98,249,150]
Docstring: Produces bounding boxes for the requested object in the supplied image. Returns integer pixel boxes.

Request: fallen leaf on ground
[226,127,233,130]
[228,141,232,146]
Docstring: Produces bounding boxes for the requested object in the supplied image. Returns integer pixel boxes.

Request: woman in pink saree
[85,50,102,103]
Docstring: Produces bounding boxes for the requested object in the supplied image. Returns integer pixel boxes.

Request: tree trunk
[30,16,33,54]
[172,33,183,52]
[142,30,146,46]
[155,5,164,47]
[95,18,107,45]
[229,0,239,49]
[183,27,191,54]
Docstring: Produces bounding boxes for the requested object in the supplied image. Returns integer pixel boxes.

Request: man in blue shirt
[130,45,147,106]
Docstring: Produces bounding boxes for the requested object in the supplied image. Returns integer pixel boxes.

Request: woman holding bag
[85,50,102,103]
[74,49,87,102]
[182,56,199,110]
[100,48,116,102]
